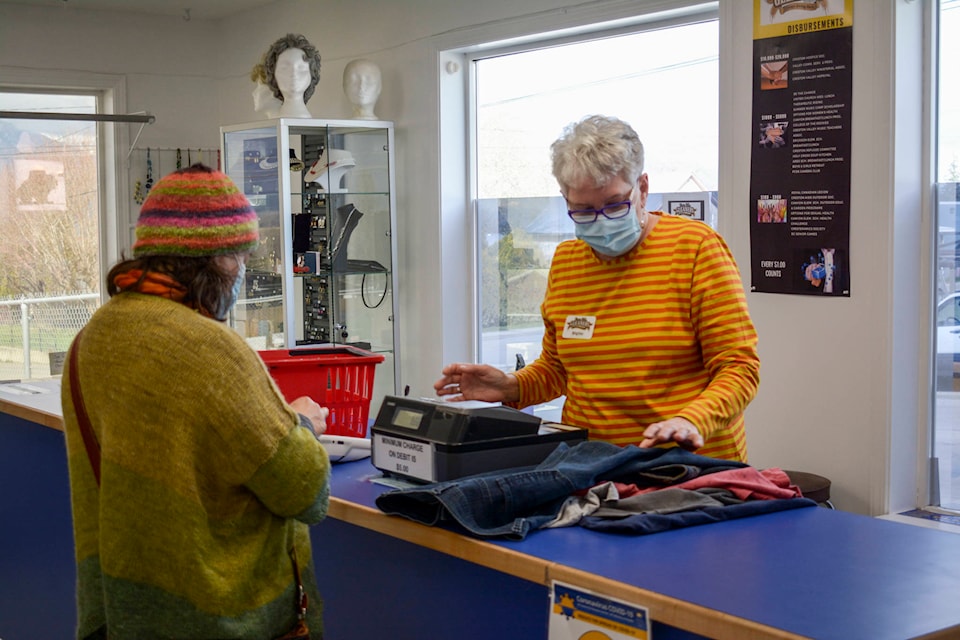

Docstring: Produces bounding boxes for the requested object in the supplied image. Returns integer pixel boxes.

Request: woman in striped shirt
[435,115,760,462]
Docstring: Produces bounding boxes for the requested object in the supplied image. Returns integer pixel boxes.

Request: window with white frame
[470,18,719,421]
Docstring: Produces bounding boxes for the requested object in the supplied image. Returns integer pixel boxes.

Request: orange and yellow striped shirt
[514,214,759,462]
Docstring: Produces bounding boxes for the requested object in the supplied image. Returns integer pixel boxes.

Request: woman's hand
[640,417,703,451]
[289,396,329,436]
[433,363,519,403]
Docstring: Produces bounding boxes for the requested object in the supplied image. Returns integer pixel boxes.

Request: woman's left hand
[640,417,703,451]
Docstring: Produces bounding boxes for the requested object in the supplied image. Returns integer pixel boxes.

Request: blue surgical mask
[575,210,642,257]
[223,260,245,318]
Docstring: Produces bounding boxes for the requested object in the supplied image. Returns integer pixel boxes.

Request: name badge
[562,315,596,340]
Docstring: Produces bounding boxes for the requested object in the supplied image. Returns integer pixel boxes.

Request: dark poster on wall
[749,0,854,296]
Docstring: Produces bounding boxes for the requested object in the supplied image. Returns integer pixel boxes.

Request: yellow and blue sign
[549,581,649,640]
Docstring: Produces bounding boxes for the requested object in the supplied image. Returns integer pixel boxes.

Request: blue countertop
[328,457,960,640]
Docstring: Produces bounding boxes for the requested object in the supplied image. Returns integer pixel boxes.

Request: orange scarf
[113,269,188,302]
[114,269,221,318]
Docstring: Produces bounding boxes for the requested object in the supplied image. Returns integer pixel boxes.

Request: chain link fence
[0,293,100,381]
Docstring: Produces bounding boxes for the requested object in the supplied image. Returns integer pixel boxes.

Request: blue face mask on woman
[575,208,642,257]
[229,260,246,308]
[217,259,246,320]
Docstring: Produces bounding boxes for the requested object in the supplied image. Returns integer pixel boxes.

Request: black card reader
[370,396,588,483]
[378,395,541,442]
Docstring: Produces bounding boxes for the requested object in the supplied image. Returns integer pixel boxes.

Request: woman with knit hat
[61,164,330,639]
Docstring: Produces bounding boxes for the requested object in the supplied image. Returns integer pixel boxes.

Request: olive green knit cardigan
[61,293,330,639]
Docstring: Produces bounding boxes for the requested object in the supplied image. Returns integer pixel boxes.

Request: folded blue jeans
[374,441,811,540]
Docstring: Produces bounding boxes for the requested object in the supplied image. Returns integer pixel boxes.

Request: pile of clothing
[375,441,816,540]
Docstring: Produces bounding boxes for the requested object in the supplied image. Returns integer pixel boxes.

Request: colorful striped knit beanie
[133,164,258,258]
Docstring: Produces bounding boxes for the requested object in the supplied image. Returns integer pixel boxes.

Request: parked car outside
[937,293,960,390]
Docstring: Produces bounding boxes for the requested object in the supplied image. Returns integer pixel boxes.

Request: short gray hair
[550,115,645,191]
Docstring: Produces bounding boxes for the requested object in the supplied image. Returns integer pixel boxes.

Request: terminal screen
[392,407,423,430]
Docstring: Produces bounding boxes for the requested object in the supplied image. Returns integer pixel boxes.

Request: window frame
[0,66,131,302]
[437,1,720,366]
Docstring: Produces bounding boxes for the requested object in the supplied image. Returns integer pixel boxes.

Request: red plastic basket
[258,346,385,437]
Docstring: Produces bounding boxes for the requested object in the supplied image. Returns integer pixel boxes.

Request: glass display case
[220,118,399,398]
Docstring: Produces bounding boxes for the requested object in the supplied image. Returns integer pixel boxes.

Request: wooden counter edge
[328,496,807,640]
[327,497,549,585]
[916,625,960,639]
[0,397,64,431]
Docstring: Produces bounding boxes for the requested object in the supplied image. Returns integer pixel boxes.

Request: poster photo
[14,159,66,212]
[754,0,849,36]
[748,0,854,296]
[650,191,717,229]
[666,199,705,221]
[548,581,650,640]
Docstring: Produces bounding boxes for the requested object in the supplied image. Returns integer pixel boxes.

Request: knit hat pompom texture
[133,164,259,258]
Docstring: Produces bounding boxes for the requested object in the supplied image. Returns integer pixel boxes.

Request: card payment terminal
[370,396,588,483]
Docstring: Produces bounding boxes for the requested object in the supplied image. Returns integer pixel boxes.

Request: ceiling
[0,0,278,21]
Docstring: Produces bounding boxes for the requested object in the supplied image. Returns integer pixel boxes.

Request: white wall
[0,4,222,149]
[0,0,928,515]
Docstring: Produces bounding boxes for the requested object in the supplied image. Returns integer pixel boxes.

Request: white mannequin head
[343,59,382,120]
[262,33,322,119]
[275,48,312,117]
[252,83,281,118]
[250,63,281,118]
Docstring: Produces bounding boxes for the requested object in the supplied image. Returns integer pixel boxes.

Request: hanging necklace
[331,205,357,259]
[144,148,154,195]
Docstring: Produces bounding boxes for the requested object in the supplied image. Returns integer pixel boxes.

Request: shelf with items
[221,118,399,399]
